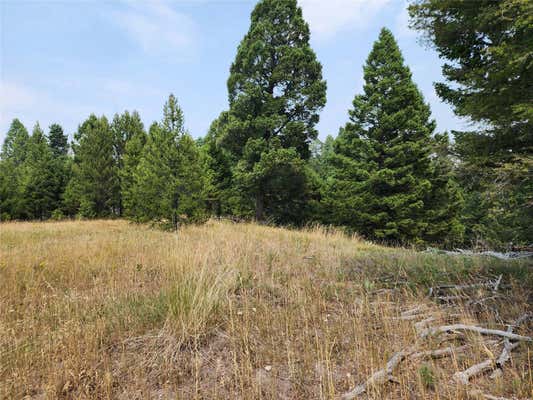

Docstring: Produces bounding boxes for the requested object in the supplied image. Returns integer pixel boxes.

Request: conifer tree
[424,133,465,245]
[47,123,70,215]
[131,95,205,227]
[1,119,30,165]
[0,119,30,219]
[66,115,119,217]
[325,28,454,244]
[221,0,326,221]
[20,123,59,219]
[48,123,69,157]
[111,111,145,215]
[120,121,147,218]
[203,113,234,216]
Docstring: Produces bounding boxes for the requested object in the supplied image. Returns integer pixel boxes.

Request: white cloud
[299,0,391,40]
[394,1,415,38]
[108,0,197,56]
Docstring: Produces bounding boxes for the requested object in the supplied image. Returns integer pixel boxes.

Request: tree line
[1,0,530,249]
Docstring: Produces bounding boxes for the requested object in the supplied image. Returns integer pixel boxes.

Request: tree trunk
[255,191,264,221]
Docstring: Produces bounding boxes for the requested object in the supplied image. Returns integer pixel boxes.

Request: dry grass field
[1,220,531,399]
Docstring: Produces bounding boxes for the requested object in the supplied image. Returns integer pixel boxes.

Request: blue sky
[0,0,470,144]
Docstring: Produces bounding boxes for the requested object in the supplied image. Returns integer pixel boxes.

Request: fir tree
[120,122,147,218]
[47,123,71,214]
[203,114,235,217]
[0,119,30,219]
[131,95,205,228]
[2,118,30,165]
[48,123,68,157]
[221,0,326,221]
[111,111,145,215]
[424,133,465,245]
[325,28,447,244]
[409,0,532,247]
[67,115,119,217]
[20,123,59,219]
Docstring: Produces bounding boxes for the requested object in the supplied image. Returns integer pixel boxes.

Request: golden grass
[0,219,531,399]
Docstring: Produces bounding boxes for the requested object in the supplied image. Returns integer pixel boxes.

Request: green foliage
[202,114,235,216]
[111,111,145,216]
[418,364,435,389]
[409,0,532,159]
[19,124,60,220]
[47,123,71,214]
[68,115,120,218]
[0,158,20,220]
[424,133,465,246]
[324,28,460,245]
[120,120,147,218]
[48,123,68,157]
[233,137,319,224]
[129,95,206,227]
[221,0,326,221]
[409,0,532,247]
[1,118,30,166]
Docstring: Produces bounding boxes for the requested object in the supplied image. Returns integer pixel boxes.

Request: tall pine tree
[131,95,205,228]
[1,119,30,165]
[0,119,30,219]
[20,123,59,219]
[325,28,460,245]
[111,111,145,216]
[120,119,147,218]
[48,123,69,157]
[220,0,326,222]
[409,0,532,247]
[202,113,235,217]
[66,115,119,217]
[47,123,71,216]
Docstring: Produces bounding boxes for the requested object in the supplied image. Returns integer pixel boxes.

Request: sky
[0,0,470,144]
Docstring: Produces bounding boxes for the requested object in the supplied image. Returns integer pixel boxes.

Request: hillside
[1,220,531,399]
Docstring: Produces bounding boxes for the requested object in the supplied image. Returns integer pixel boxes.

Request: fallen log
[340,349,414,399]
[419,324,532,342]
[453,313,532,385]
[453,359,495,384]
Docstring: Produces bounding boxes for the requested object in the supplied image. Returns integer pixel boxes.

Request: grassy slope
[0,220,531,399]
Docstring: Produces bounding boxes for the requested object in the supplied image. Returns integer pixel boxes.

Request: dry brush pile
[0,220,531,399]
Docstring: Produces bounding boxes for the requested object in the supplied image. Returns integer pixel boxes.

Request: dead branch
[468,389,515,400]
[401,305,426,317]
[411,345,468,360]
[414,316,436,332]
[453,359,494,384]
[453,313,532,385]
[340,349,414,399]
[419,324,532,342]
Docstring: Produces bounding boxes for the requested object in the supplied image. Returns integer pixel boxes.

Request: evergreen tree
[221,0,326,221]
[1,118,30,165]
[67,115,119,217]
[47,123,71,215]
[325,28,455,245]
[0,159,19,220]
[203,114,235,217]
[0,119,30,219]
[111,111,145,215]
[423,133,465,245]
[20,123,59,219]
[409,0,532,159]
[120,121,147,218]
[48,123,69,157]
[409,0,532,247]
[131,95,205,227]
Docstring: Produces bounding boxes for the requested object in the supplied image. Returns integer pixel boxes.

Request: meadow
[1,220,531,399]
